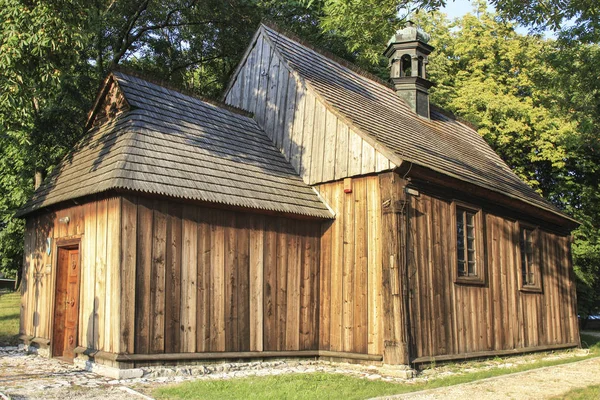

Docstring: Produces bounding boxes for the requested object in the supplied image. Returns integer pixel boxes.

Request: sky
[440,0,480,20]
[439,0,532,35]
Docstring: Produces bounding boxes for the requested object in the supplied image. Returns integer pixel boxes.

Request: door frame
[50,237,81,358]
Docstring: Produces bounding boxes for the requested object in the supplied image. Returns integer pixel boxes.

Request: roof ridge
[262,21,483,133]
[111,66,254,119]
[260,20,394,90]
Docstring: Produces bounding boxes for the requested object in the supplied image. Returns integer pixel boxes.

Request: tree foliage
[0,0,598,319]
[411,6,600,321]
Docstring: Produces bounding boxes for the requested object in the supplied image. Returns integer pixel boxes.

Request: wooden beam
[112,350,383,362]
[411,342,579,364]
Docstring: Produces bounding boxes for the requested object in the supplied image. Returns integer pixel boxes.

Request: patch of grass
[580,333,600,351]
[553,384,600,399]
[154,332,600,400]
[153,373,407,400]
[0,292,20,346]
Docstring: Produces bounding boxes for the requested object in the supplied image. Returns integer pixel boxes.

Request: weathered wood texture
[19,198,122,354]
[120,196,321,354]
[315,175,385,356]
[224,34,395,185]
[407,190,580,359]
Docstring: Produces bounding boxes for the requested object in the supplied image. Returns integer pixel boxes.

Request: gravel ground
[381,356,600,399]
[0,344,597,399]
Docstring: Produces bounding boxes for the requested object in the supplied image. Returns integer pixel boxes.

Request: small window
[456,208,477,277]
[453,202,485,285]
[519,225,541,291]
[400,54,412,77]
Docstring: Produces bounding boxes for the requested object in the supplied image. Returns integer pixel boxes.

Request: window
[400,54,412,77]
[519,225,541,291]
[453,202,485,285]
[456,208,477,277]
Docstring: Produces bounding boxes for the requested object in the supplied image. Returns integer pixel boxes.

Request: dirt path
[379,357,600,400]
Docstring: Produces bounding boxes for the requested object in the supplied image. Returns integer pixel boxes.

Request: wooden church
[18,22,580,375]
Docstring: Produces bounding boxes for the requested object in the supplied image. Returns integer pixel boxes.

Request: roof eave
[401,163,579,231]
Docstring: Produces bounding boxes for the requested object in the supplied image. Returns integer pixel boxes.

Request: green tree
[412,7,600,320]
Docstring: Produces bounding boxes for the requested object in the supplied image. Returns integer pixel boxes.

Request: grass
[554,384,600,399]
[154,334,600,400]
[0,291,20,346]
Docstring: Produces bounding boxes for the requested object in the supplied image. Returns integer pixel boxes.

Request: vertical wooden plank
[343,178,355,352]
[224,213,237,351]
[376,151,390,172]
[210,212,226,351]
[361,141,376,175]
[106,198,122,353]
[322,109,338,182]
[20,219,32,337]
[286,225,301,350]
[423,195,435,355]
[367,177,383,355]
[254,38,271,126]
[309,229,320,350]
[134,198,152,354]
[281,75,297,159]
[249,217,264,352]
[181,205,197,352]
[335,124,349,180]
[237,217,251,352]
[330,181,344,351]
[318,185,332,351]
[196,212,212,352]
[276,219,288,351]
[289,83,306,173]
[299,92,316,182]
[150,201,167,353]
[348,131,363,176]
[309,101,327,184]
[354,178,368,353]
[37,217,53,340]
[94,199,108,351]
[264,59,281,140]
[164,203,182,354]
[300,224,310,350]
[29,218,39,339]
[119,198,135,354]
[245,36,263,113]
[263,217,278,351]
[226,71,241,107]
[274,69,289,149]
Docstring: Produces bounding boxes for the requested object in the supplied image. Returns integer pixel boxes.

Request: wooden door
[53,247,80,361]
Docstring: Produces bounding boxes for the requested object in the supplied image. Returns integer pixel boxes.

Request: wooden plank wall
[120,196,321,354]
[20,198,123,354]
[316,175,384,356]
[408,190,579,359]
[224,33,395,185]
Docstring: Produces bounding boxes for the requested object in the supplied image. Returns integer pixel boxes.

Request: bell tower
[384,21,434,118]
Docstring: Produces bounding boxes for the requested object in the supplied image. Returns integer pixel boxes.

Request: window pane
[468,249,475,262]
[458,248,465,261]
[468,261,476,275]
[520,227,536,286]
[458,261,466,276]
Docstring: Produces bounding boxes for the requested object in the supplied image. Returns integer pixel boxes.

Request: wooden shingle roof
[18,72,333,219]
[261,24,572,222]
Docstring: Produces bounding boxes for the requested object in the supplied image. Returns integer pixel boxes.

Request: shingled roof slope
[18,72,333,218]
[261,25,569,220]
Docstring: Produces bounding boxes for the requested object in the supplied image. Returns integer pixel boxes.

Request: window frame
[517,222,543,293]
[452,201,486,286]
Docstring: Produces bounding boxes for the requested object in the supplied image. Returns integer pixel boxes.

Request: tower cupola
[384,21,434,118]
